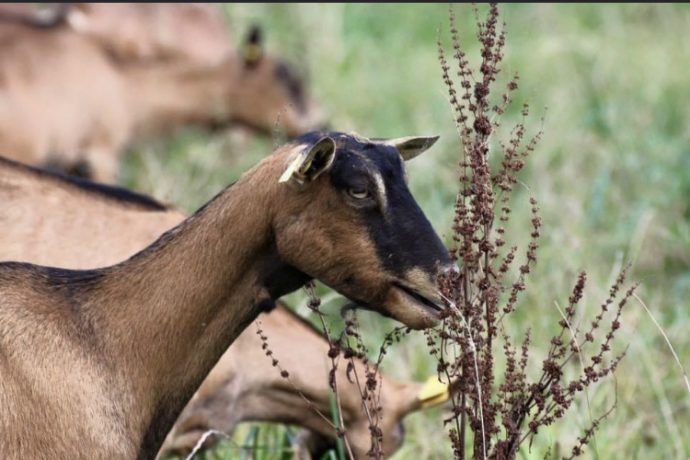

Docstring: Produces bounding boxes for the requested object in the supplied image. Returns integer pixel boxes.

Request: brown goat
[0,132,451,459]
[0,154,448,458]
[0,15,322,182]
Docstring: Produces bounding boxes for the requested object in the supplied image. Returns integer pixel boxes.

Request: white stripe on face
[372,170,387,212]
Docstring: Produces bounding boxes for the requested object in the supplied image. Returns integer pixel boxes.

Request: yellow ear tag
[417,376,450,409]
[243,43,262,63]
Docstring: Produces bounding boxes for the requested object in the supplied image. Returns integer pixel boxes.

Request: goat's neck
[123,57,238,138]
[96,159,308,451]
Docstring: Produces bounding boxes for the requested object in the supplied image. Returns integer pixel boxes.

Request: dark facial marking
[254,298,276,312]
[305,132,450,278]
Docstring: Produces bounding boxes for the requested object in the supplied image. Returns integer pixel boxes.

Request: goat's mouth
[392,282,444,314]
[338,282,445,329]
[384,281,445,329]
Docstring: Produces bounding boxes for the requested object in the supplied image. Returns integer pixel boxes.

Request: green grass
[122,4,690,459]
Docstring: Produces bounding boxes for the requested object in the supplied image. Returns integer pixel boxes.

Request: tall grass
[125,4,690,459]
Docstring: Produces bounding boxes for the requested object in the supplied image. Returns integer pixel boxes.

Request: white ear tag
[279,151,308,183]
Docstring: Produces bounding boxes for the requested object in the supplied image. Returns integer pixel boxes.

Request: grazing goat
[0,13,322,182]
[0,132,451,459]
[0,154,449,459]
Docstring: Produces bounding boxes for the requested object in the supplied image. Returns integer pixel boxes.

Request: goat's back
[67,3,232,64]
[0,157,183,268]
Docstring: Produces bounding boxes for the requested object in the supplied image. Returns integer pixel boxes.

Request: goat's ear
[242,24,264,68]
[279,137,336,184]
[385,135,440,161]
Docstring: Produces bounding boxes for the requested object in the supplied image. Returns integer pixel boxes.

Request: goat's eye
[347,187,370,199]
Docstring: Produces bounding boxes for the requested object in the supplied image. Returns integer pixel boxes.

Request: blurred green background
[122,4,690,459]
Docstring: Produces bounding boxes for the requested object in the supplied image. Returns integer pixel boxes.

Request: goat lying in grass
[0,9,322,182]
[0,154,449,459]
[0,132,451,459]
[161,301,449,460]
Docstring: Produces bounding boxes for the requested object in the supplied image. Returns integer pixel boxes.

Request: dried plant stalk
[429,4,633,459]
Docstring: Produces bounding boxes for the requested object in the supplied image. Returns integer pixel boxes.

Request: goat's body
[0,259,265,459]
[0,266,135,459]
[64,3,232,64]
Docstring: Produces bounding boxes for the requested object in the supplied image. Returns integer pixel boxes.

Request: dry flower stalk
[428,4,634,459]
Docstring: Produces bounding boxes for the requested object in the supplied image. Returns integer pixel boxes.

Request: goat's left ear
[385,135,440,161]
[242,24,264,68]
[279,137,336,184]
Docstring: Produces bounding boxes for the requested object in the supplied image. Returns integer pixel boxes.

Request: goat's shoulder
[0,262,105,350]
[0,261,105,318]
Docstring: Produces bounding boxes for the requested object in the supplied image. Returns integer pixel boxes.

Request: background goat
[0,8,323,182]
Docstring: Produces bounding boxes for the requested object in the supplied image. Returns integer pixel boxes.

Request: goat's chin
[383,286,442,330]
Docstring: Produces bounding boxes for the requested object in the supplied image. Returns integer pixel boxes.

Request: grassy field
[120,4,690,459]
